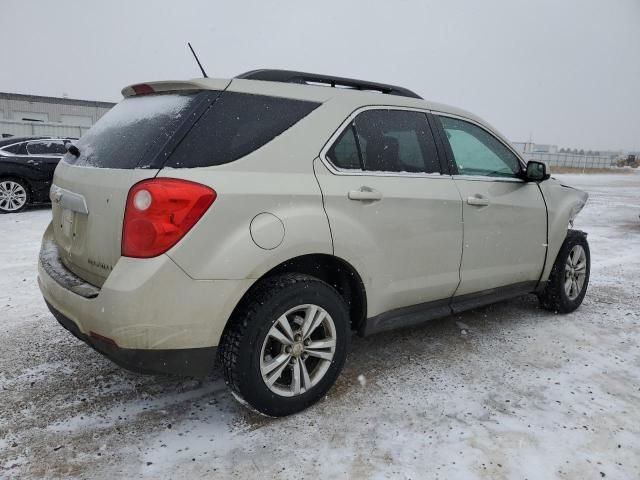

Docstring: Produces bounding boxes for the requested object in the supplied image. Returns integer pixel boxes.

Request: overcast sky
[2,0,639,150]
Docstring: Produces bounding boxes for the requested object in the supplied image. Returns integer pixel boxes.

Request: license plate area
[62,208,75,240]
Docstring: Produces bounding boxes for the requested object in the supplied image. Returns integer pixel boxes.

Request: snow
[1,172,639,478]
[70,93,193,168]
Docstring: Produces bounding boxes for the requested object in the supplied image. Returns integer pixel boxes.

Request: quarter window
[167,92,320,168]
[438,116,521,178]
[1,143,23,154]
[327,126,361,169]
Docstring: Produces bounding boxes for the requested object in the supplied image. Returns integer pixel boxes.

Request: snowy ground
[1,173,639,479]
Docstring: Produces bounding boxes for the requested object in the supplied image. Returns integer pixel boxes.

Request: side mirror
[525,160,550,182]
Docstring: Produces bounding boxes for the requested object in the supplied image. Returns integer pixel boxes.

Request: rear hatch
[51,86,222,286]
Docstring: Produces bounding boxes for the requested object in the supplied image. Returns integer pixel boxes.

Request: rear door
[25,139,66,174]
[314,108,463,321]
[434,114,547,298]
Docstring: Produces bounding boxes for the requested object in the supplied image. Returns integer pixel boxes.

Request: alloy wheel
[259,304,337,397]
[564,244,587,300]
[0,180,27,212]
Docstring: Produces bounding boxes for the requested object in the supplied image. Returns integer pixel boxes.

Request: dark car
[0,136,76,213]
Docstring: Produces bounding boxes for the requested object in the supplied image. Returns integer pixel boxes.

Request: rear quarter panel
[160,167,334,280]
[159,99,345,280]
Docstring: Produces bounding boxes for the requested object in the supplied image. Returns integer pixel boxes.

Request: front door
[435,115,547,297]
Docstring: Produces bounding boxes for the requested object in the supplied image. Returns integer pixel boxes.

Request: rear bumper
[38,222,254,375]
[47,300,216,376]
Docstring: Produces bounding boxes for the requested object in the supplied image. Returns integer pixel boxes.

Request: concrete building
[0,92,115,139]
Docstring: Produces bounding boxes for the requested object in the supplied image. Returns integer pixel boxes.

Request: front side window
[438,116,521,178]
[325,109,440,174]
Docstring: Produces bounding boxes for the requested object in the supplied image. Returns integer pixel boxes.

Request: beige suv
[38,70,590,416]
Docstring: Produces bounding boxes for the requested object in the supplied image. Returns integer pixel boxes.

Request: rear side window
[325,109,441,174]
[166,92,320,168]
[64,92,203,169]
[26,140,66,155]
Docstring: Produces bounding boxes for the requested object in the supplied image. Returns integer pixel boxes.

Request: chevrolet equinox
[38,70,590,416]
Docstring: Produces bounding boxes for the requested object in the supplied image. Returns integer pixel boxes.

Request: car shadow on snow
[41,293,549,426]
[2,294,565,477]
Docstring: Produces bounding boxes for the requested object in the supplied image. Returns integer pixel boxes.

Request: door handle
[348,187,383,202]
[467,195,490,206]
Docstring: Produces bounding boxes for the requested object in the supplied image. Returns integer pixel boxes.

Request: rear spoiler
[121,78,231,98]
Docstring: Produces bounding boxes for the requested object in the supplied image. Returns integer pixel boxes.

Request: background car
[0,136,76,213]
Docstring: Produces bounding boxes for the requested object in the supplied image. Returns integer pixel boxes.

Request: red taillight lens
[122,178,216,258]
[131,83,155,95]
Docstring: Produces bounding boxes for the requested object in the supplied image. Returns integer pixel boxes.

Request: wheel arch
[225,253,368,335]
[539,180,589,281]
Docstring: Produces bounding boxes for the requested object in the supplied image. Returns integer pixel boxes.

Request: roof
[0,92,115,109]
[120,72,516,153]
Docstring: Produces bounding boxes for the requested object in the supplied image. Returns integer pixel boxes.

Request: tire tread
[218,273,339,408]
[539,229,589,313]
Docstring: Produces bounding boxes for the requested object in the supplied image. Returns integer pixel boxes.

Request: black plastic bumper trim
[46,301,216,376]
[39,240,100,299]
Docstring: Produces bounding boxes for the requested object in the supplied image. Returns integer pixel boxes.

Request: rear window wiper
[65,142,80,158]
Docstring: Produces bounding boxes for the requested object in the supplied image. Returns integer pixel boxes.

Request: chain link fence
[522,152,614,170]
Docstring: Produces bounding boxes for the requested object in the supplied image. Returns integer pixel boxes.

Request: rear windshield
[64,92,203,169]
[165,92,320,168]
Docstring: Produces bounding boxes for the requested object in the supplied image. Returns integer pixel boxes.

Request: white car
[38,70,590,416]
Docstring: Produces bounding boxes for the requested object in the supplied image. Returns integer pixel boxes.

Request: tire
[538,229,590,313]
[219,273,350,416]
[0,178,31,213]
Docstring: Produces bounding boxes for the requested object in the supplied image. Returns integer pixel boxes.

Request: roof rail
[236,69,422,99]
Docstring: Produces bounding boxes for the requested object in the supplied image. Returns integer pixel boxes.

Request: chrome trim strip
[318,104,450,179]
[0,138,71,158]
[452,174,525,184]
[319,157,452,179]
[318,105,527,179]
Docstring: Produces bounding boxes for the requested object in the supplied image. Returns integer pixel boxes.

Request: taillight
[131,83,155,95]
[122,178,216,258]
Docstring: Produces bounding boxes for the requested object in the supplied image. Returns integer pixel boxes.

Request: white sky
[1,0,639,151]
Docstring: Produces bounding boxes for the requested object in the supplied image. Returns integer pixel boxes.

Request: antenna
[188,42,208,78]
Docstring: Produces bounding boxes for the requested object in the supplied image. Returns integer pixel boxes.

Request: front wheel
[538,230,590,313]
[219,273,350,416]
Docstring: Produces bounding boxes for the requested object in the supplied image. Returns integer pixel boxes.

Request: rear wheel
[0,178,30,213]
[538,230,590,313]
[219,273,350,416]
